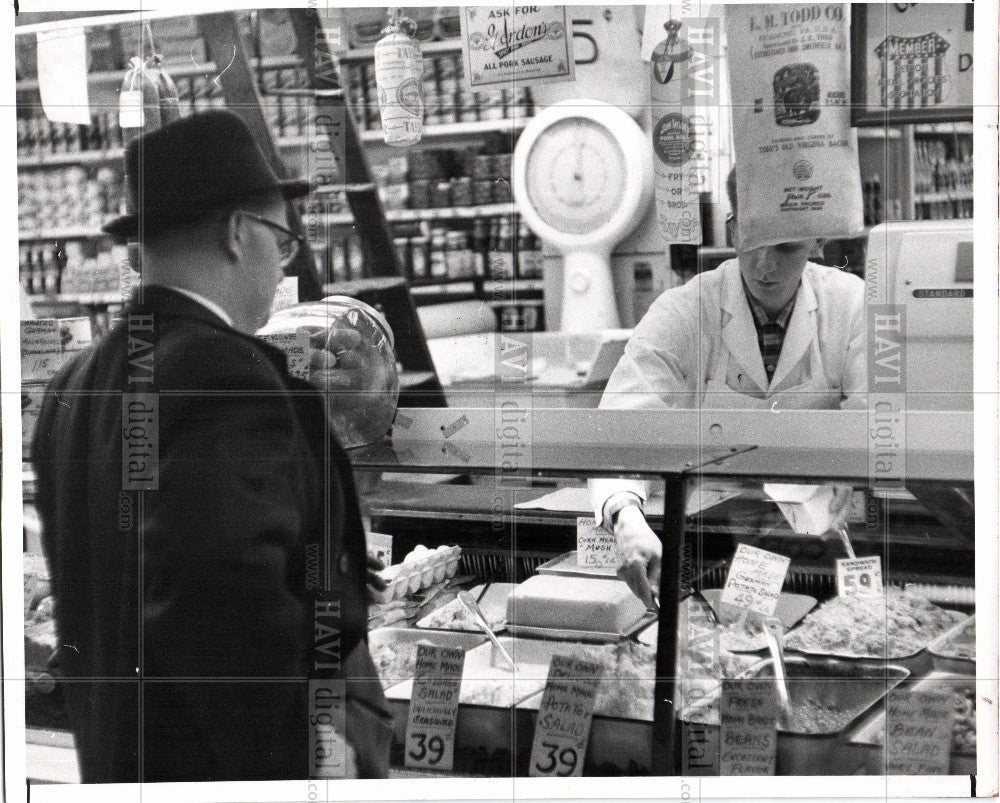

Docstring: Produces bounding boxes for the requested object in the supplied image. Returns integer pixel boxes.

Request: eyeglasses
[240,212,304,268]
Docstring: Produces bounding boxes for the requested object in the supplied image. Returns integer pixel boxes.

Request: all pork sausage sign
[460,6,575,88]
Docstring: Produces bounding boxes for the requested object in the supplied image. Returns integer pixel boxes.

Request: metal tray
[535,550,619,579]
[678,655,909,735]
[847,671,977,774]
[414,583,515,633]
[507,610,657,644]
[926,615,976,674]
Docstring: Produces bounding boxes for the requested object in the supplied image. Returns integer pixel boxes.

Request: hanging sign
[460,6,575,88]
[404,644,465,771]
[36,28,91,125]
[528,654,603,777]
[720,544,790,617]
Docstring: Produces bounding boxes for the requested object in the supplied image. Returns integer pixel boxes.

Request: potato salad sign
[724,4,864,250]
[460,6,575,88]
[721,544,790,617]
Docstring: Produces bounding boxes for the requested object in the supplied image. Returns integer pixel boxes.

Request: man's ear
[221,210,243,261]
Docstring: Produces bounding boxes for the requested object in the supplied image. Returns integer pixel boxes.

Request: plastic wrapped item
[257,296,400,448]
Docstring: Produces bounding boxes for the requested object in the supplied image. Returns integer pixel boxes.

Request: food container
[416,582,513,632]
[926,615,975,674]
[845,671,976,775]
[678,656,909,775]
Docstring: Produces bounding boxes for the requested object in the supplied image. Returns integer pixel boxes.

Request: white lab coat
[591,258,865,520]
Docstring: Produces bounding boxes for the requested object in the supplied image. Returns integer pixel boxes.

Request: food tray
[368,627,487,689]
[783,596,968,664]
[698,589,817,652]
[535,550,619,579]
[507,610,657,644]
[926,615,976,674]
[846,671,976,775]
[414,583,515,633]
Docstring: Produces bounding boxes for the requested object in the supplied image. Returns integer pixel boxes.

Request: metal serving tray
[507,610,657,644]
[368,627,487,689]
[535,550,619,579]
[926,615,975,674]
[414,583,515,633]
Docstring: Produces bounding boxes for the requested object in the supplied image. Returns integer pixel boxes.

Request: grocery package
[724,4,864,249]
[372,544,461,603]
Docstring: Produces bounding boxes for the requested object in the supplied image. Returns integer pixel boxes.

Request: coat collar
[718,260,820,393]
[125,284,291,376]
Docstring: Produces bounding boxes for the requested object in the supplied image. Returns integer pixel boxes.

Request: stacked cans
[17,112,124,157]
[18,165,124,232]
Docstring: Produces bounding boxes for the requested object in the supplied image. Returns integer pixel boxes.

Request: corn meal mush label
[461,6,575,88]
[576,517,618,569]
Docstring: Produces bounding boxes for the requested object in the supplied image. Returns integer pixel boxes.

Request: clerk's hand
[307,329,386,395]
[613,505,662,610]
[365,551,389,602]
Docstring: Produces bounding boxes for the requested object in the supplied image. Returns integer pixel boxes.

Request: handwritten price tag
[529,654,603,777]
[576,517,618,569]
[404,644,465,771]
[719,679,778,776]
[720,544,790,617]
[270,276,299,313]
[836,556,883,597]
[21,320,63,381]
[884,688,953,775]
[259,329,311,380]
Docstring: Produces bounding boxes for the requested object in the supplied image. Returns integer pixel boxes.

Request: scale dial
[524,117,628,236]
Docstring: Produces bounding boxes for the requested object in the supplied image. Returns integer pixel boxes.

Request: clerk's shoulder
[803,261,864,306]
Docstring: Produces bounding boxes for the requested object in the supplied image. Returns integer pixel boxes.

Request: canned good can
[408,179,432,209]
[451,176,473,207]
[472,154,493,180]
[473,179,494,206]
[431,180,452,208]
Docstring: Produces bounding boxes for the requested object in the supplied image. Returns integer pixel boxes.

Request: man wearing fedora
[31,110,392,782]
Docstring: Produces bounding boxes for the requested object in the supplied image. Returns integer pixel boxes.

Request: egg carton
[374,545,461,602]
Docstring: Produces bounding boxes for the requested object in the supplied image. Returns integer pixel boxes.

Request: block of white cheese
[506,575,646,634]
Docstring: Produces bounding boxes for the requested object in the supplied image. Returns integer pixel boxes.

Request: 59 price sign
[836,556,883,597]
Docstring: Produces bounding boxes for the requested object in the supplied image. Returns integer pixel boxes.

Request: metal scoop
[457,590,517,671]
[763,617,791,714]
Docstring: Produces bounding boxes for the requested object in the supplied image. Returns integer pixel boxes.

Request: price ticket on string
[836,555,883,597]
[404,644,465,771]
[720,544,791,617]
[528,655,603,777]
[884,688,953,775]
[259,329,311,380]
[719,679,778,776]
[576,517,618,569]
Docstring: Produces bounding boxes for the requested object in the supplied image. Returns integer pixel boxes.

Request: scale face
[513,99,653,332]
[525,117,628,236]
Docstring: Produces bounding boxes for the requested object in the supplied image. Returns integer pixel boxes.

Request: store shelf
[855,128,902,140]
[19,227,108,241]
[18,148,124,168]
[360,117,529,143]
[336,39,462,62]
[913,122,973,135]
[29,292,120,305]
[15,55,301,93]
[321,203,516,227]
[483,279,544,294]
[410,281,477,296]
[914,190,974,203]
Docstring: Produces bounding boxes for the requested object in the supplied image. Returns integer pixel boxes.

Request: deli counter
[349,408,978,778]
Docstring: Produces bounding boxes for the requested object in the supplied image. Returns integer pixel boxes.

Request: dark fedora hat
[102,110,310,239]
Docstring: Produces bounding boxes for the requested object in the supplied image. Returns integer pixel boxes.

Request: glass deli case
[348,408,976,777]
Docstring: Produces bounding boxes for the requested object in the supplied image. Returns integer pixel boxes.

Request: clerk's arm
[589,287,698,605]
[839,278,867,409]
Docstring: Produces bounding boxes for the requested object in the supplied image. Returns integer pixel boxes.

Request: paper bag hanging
[724,4,864,250]
[650,19,704,245]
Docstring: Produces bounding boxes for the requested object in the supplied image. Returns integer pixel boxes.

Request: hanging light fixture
[373,8,424,147]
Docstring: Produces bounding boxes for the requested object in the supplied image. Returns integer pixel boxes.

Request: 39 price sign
[836,555,883,597]
[528,654,603,778]
[404,644,465,771]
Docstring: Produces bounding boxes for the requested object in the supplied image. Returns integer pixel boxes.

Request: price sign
[719,679,778,776]
[884,688,953,775]
[576,517,618,569]
[21,320,63,381]
[720,544,791,617]
[270,276,299,314]
[836,556,883,597]
[259,329,310,380]
[528,654,603,777]
[404,644,465,771]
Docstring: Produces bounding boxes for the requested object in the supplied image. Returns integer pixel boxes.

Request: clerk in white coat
[594,168,865,606]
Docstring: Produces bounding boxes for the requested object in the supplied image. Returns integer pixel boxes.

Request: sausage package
[725,4,864,250]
